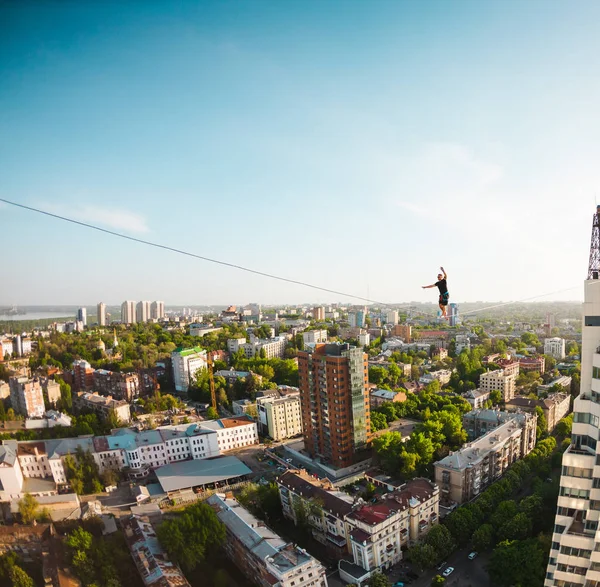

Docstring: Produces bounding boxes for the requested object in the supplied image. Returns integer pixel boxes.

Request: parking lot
[386,549,490,587]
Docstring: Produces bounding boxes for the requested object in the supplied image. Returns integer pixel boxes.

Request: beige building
[39,377,61,406]
[121,300,136,324]
[208,493,328,587]
[435,413,537,505]
[391,324,412,342]
[370,388,407,408]
[75,392,131,423]
[277,471,439,582]
[0,381,10,400]
[136,301,151,323]
[479,369,516,402]
[462,409,530,440]
[277,470,354,557]
[506,392,571,432]
[313,307,325,321]
[97,302,107,326]
[345,478,439,574]
[9,377,45,418]
[303,329,328,345]
[463,388,491,409]
[256,392,303,440]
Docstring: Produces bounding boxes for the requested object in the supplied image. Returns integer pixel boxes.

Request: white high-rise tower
[97,302,106,326]
[136,301,151,323]
[121,301,136,324]
[545,206,600,586]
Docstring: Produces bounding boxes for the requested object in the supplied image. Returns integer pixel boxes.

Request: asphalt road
[386,549,491,587]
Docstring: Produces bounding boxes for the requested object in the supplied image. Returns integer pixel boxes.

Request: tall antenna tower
[588,205,600,280]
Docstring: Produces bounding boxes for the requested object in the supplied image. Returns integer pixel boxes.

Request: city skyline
[3,1,600,304]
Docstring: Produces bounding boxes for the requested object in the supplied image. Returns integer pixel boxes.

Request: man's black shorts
[439,294,449,306]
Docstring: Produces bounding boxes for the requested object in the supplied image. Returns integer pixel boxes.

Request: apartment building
[463,388,491,409]
[0,445,23,499]
[298,343,371,468]
[227,337,246,353]
[345,479,440,575]
[462,409,532,440]
[39,377,61,406]
[76,307,87,326]
[313,307,325,321]
[544,337,566,360]
[506,392,572,433]
[74,392,131,423]
[93,369,140,402]
[0,417,254,495]
[97,302,106,326]
[240,336,287,359]
[496,358,520,377]
[189,323,222,337]
[391,324,412,341]
[448,303,459,327]
[544,209,600,587]
[420,370,452,386]
[519,356,546,374]
[72,359,94,392]
[479,369,516,402]
[9,377,45,418]
[121,300,136,324]
[256,392,303,440]
[435,413,537,505]
[277,470,354,556]
[199,415,259,452]
[123,515,191,587]
[303,329,328,345]
[370,389,407,408]
[385,310,399,325]
[538,376,572,394]
[136,301,151,323]
[150,301,165,320]
[171,346,207,391]
[208,493,328,587]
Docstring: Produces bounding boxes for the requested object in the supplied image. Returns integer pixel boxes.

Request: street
[386,549,490,587]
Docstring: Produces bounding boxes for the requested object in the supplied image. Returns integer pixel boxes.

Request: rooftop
[277,470,354,519]
[208,494,320,578]
[435,419,525,470]
[122,515,190,587]
[155,456,251,493]
[348,478,438,526]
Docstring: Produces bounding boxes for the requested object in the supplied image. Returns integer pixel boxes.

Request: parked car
[392,583,405,587]
[468,551,478,560]
[443,567,455,577]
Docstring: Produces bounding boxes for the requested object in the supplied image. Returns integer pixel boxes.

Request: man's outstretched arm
[422,284,436,289]
[441,266,447,279]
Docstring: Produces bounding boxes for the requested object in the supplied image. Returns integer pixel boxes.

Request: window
[560,546,591,559]
[560,487,590,499]
[556,563,586,575]
[562,466,593,479]
[575,412,600,427]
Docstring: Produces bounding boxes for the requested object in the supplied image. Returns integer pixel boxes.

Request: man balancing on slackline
[422,266,449,319]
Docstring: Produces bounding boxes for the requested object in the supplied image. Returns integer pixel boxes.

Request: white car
[468,551,478,560]
[442,567,455,577]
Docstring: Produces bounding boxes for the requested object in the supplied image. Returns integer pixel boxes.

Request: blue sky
[1,1,599,306]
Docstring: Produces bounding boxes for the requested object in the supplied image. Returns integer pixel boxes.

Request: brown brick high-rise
[298,343,371,468]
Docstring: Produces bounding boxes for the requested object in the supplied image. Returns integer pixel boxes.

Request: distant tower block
[588,205,600,279]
